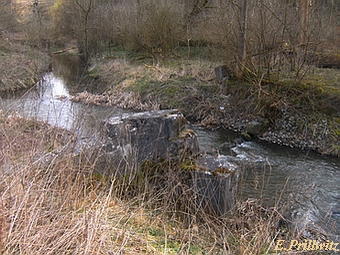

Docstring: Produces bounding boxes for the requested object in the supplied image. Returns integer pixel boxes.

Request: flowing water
[1,54,339,241]
[194,127,340,240]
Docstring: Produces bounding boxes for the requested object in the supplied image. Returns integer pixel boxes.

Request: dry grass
[71,57,221,113]
[71,90,160,111]
[1,110,326,255]
[0,111,215,254]
[0,40,50,93]
[95,57,218,87]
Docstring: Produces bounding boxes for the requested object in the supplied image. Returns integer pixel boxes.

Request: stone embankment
[186,96,338,156]
[260,112,332,153]
[220,112,336,156]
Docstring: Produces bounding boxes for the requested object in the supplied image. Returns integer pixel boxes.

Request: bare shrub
[125,0,185,60]
[0,1,18,34]
[50,0,75,46]
[50,0,185,62]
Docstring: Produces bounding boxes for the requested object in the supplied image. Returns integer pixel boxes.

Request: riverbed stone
[245,121,262,136]
[241,132,251,141]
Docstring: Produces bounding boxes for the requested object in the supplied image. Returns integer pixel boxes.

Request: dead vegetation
[71,90,160,111]
[0,40,50,94]
[1,111,333,254]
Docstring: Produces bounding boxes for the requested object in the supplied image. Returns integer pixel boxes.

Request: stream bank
[1,40,338,157]
[70,56,340,157]
[0,40,51,94]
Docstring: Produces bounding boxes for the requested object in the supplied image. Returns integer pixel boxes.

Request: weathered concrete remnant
[191,154,239,216]
[102,109,199,161]
[214,65,232,94]
[101,109,238,215]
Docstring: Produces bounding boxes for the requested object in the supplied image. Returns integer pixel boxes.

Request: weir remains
[101,109,238,216]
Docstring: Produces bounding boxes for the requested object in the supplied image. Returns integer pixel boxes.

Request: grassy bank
[3,111,333,255]
[0,40,50,94]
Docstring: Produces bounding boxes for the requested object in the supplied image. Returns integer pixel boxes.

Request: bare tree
[298,0,309,45]
[75,0,96,63]
[236,0,248,79]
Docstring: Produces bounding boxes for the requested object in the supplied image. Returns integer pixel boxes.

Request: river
[1,54,339,241]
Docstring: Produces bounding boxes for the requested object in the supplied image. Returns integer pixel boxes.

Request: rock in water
[246,121,262,136]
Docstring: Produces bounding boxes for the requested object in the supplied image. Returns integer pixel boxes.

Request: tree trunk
[299,0,309,45]
[236,0,248,80]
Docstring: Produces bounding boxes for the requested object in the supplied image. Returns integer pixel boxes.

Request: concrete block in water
[189,170,238,216]
[102,109,199,161]
[191,154,239,216]
[101,109,238,215]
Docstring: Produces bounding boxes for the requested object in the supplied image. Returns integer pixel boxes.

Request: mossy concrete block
[102,109,199,162]
[189,169,238,216]
[101,109,238,215]
[214,65,230,81]
[192,153,239,215]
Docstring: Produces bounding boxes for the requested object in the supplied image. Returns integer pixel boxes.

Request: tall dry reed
[0,111,299,254]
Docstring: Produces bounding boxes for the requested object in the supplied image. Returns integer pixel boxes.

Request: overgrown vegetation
[2,112,332,254]
[0,0,50,93]
[0,42,50,93]
[47,0,339,74]
[0,1,339,252]
[1,0,339,111]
